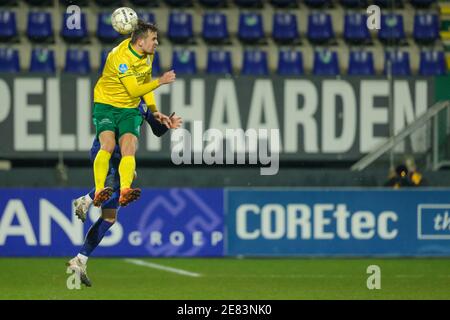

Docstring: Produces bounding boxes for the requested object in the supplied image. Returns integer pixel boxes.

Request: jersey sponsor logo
[119,63,129,74]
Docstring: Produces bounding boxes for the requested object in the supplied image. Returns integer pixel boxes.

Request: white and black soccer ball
[111,7,138,35]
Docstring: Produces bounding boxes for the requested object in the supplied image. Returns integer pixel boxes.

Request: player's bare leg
[118,133,141,207]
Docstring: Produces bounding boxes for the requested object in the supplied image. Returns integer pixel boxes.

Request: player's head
[131,20,158,55]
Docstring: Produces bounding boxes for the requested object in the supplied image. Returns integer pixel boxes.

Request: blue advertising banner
[226,189,450,256]
[0,188,224,257]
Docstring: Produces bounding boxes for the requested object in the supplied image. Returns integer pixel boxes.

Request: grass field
[0,258,449,300]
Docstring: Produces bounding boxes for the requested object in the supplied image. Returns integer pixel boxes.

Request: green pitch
[0,258,449,299]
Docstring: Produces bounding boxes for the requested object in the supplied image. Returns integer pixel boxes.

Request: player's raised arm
[120,70,176,100]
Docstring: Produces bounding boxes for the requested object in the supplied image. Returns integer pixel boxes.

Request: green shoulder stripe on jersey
[128,42,144,59]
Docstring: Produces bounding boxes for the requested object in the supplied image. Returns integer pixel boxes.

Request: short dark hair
[131,20,158,43]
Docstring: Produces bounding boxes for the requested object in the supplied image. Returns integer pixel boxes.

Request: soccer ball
[111,7,138,35]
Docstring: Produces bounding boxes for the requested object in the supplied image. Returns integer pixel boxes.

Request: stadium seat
[97,12,121,43]
[238,13,265,44]
[0,11,17,42]
[340,0,368,8]
[64,49,91,74]
[171,49,197,74]
[206,50,233,74]
[199,0,227,7]
[304,0,331,7]
[277,49,303,75]
[307,12,334,44]
[29,48,56,74]
[99,48,110,73]
[419,50,446,76]
[234,0,263,8]
[384,51,410,76]
[272,13,300,44]
[270,0,298,7]
[348,51,375,76]
[152,51,161,76]
[167,12,194,44]
[344,13,371,44]
[26,12,54,43]
[94,0,122,6]
[61,12,88,43]
[25,0,53,6]
[378,13,405,44]
[242,49,268,75]
[164,0,193,7]
[137,11,156,24]
[202,12,229,44]
[0,48,20,73]
[410,0,435,8]
[413,13,439,44]
[313,50,339,76]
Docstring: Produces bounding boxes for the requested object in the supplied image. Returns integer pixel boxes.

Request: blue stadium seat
[313,50,339,76]
[199,0,227,7]
[64,49,91,74]
[152,51,161,76]
[30,48,56,74]
[172,49,197,74]
[270,0,298,7]
[378,13,405,44]
[27,12,54,43]
[238,13,265,44]
[207,50,232,75]
[97,12,121,43]
[242,49,268,75]
[384,51,410,76]
[0,11,17,42]
[307,12,334,44]
[340,0,368,8]
[304,0,331,7]
[234,0,263,8]
[348,51,375,76]
[413,13,439,44]
[99,48,110,73]
[272,13,299,44]
[277,49,303,75]
[344,13,370,44]
[202,12,229,44]
[137,11,156,24]
[410,0,435,7]
[167,12,194,44]
[0,48,20,73]
[419,50,446,76]
[61,12,88,43]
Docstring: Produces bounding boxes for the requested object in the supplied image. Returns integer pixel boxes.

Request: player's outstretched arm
[120,70,176,99]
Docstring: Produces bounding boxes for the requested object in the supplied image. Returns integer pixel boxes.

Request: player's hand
[159,70,176,85]
[168,113,182,129]
[153,111,172,129]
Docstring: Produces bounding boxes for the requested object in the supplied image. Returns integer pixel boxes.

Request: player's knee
[101,142,115,154]
[103,217,116,224]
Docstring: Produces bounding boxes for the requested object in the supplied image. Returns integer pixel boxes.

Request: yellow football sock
[119,156,136,190]
[93,149,111,193]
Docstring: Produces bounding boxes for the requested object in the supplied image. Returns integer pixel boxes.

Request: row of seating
[0,47,445,75]
[0,10,441,45]
[0,0,439,8]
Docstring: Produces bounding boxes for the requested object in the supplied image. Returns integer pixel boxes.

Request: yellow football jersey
[94,38,154,109]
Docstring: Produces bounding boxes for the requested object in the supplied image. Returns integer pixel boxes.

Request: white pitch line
[124,258,201,278]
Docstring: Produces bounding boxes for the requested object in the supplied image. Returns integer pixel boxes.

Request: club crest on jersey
[119,64,129,74]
